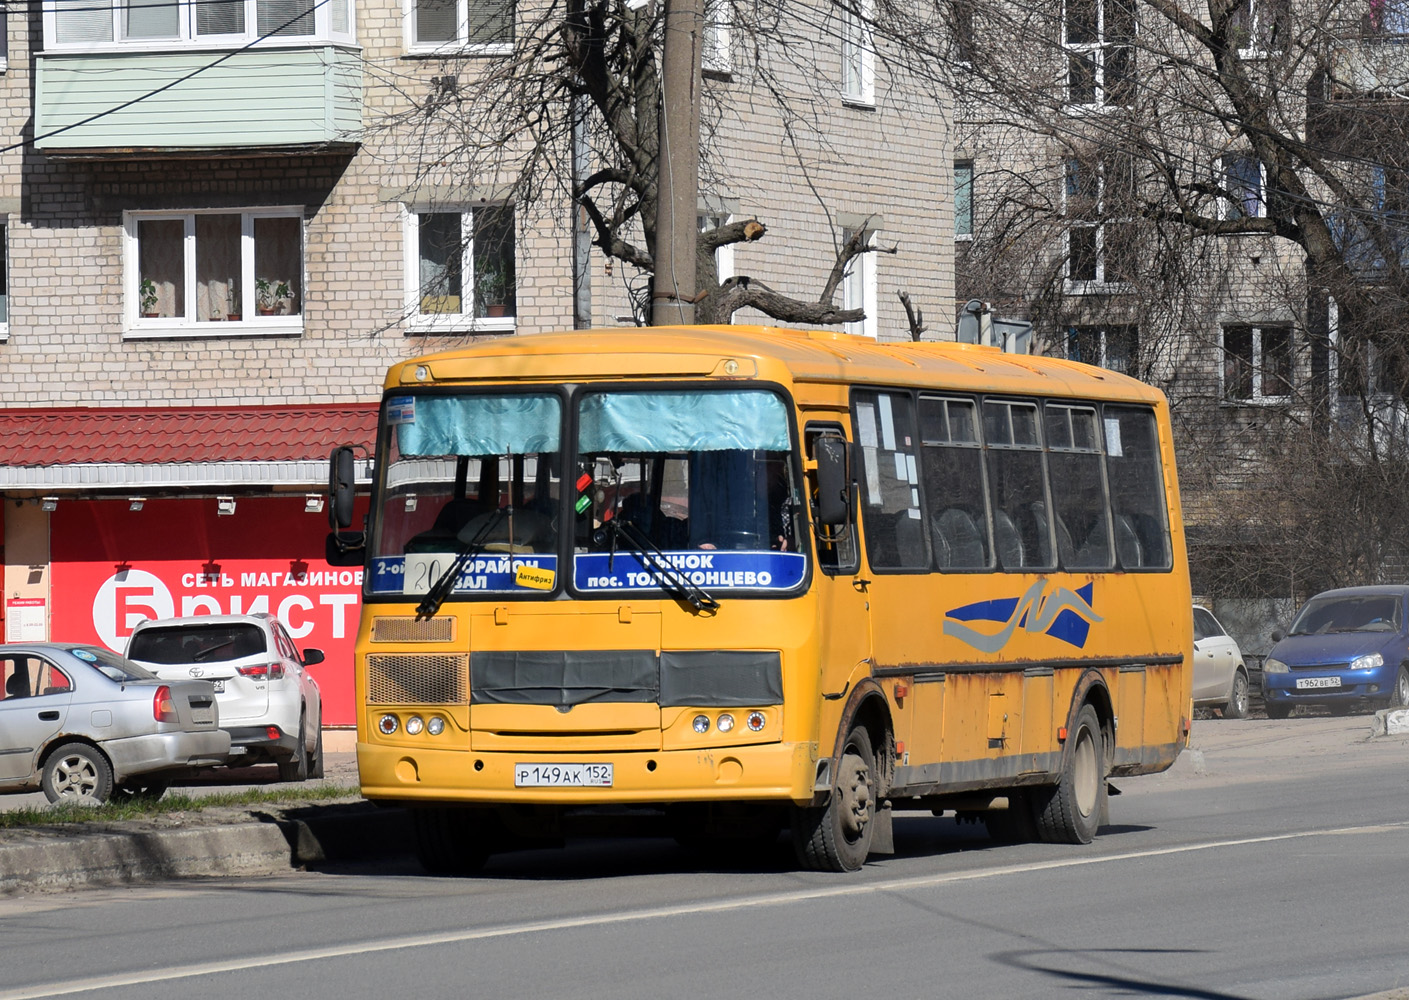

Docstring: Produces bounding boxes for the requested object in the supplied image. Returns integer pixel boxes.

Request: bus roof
[388,325,1165,405]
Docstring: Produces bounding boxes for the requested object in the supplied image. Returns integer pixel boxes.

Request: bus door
[850,390,947,768]
[804,421,872,751]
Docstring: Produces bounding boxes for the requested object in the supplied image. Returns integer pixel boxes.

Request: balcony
[33,0,362,156]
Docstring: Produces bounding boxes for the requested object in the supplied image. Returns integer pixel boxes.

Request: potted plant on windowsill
[139,278,160,318]
[477,262,512,318]
[226,281,242,322]
[256,277,292,316]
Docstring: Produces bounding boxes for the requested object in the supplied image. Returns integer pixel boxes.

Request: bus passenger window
[1103,406,1172,570]
[919,396,991,570]
[983,399,1052,570]
[1045,404,1112,570]
[854,391,930,571]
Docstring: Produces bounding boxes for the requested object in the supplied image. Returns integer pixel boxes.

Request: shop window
[1223,324,1292,401]
[410,0,513,50]
[406,204,516,333]
[841,0,874,105]
[126,209,304,337]
[1064,0,1135,108]
[47,0,351,48]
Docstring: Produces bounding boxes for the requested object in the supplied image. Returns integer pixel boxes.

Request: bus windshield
[369,391,563,597]
[571,389,807,595]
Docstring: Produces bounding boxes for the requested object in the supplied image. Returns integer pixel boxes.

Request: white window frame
[1062,156,1133,294]
[1,4,9,73]
[1066,324,1137,374]
[841,0,874,106]
[0,222,8,342]
[404,0,513,55]
[123,207,306,340]
[955,160,974,240]
[402,203,517,335]
[1219,153,1266,220]
[1062,0,1134,112]
[842,225,878,339]
[1220,323,1293,403]
[1230,0,1281,56]
[702,0,732,75]
[698,211,735,297]
[43,0,354,52]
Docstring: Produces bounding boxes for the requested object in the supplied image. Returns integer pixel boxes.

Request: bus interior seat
[404,497,491,553]
[993,510,1025,569]
[1025,502,1060,566]
[888,510,927,567]
[1073,511,1112,568]
[934,508,986,568]
[1114,513,1144,568]
[460,507,554,553]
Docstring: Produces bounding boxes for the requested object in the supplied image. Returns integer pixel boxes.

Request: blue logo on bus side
[943,581,1101,652]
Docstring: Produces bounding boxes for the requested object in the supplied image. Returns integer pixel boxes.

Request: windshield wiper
[416,507,509,619]
[605,519,720,613]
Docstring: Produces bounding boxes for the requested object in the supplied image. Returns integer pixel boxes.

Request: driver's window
[805,423,859,575]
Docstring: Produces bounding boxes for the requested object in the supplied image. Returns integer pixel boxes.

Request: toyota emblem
[188,666,205,678]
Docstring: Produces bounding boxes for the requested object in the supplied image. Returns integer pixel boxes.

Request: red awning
[0,404,378,468]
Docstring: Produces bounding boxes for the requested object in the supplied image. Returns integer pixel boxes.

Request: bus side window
[983,398,1052,571]
[805,424,859,575]
[1045,404,1113,570]
[1102,405,1172,570]
[853,391,931,572]
[919,395,992,570]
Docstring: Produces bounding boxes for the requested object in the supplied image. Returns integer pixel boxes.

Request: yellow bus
[327,325,1193,872]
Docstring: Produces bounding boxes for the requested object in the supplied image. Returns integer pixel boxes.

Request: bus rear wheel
[410,806,494,875]
[791,724,877,872]
[1033,703,1106,845]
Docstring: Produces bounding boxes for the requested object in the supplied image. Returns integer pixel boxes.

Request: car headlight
[1264,658,1289,673]
[1351,652,1385,672]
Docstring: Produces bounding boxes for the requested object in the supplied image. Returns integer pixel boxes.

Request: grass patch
[0,783,360,830]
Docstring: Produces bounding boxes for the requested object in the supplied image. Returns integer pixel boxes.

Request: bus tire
[410,806,491,875]
[791,724,877,872]
[1033,703,1105,845]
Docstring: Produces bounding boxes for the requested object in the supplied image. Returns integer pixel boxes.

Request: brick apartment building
[0,0,954,723]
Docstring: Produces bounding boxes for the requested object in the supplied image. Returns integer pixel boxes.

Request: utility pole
[651,0,703,326]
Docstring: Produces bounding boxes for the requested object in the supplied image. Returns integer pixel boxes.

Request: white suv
[126,614,324,780]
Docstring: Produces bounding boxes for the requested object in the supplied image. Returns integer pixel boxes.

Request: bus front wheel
[1033,703,1106,845]
[791,724,877,872]
[410,806,494,875]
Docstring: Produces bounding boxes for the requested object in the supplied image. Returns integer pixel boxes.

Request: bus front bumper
[357,740,820,807]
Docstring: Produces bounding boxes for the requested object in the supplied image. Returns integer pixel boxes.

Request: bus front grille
[371,616,455,643]
[367,653,468,704]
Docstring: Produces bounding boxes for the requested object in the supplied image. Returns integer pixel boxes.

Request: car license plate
[212,680,225,693]
[514,763,613,787]
[1296,676,1342,689]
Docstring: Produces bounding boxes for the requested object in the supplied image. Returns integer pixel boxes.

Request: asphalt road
[3,715,1409,1000]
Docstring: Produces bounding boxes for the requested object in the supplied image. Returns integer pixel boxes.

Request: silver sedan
[0,643,230,803]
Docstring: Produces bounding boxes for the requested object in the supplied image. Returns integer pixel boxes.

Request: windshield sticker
[1104,417,1123,457]
[71,648,97,661]
[878,394,896,450]
[574,551,805,592]
[386,396,416,425]
[514,564,556,591]
[856,403,878,448]
[370,554,560,595]
[944,581,1101,652]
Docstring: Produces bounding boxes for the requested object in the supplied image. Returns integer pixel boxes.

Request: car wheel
[1265,702,1292,720]
[1033,703,1105,845]
[309,722,325,780]
[277,710,310,782]
[42,743,114,804]
[114,779,170,802]
[1389,666,1409,709]
[791,723,878,872]
[1222,671,1250,719]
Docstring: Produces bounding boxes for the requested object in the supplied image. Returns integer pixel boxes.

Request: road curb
[1369,708,1409,737]
[0,802,412,894]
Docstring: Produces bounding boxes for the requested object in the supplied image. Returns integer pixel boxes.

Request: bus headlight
[717,713,736,733]
[692,714,711,733]
[427,716,445,736]
[405,715,424,735]
[378,714,399,735]
[746,711,766,732]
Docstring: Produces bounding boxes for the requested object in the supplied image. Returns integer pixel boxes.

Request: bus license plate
[1296,676,1341,689]
[514,763,613,787]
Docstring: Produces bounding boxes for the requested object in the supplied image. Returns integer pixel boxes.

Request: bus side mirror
[329,445,358,530]
[814,437,851,527]
[325,529,365,566]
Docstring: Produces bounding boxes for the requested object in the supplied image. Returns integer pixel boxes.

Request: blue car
[1263,585,1409,719]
